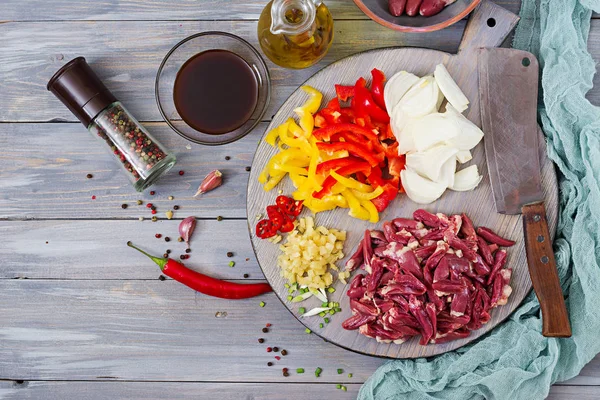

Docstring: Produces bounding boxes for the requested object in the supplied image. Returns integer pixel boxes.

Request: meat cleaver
[478,48,571,337]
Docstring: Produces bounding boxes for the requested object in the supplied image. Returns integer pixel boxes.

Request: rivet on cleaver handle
[479,48,571,338]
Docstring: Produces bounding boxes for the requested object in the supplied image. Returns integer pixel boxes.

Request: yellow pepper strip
[258,169,268,184]
[360,199,379,223]
[351,186,384,201]
[263,173,285,191]
[304,195,348,213]
[289,173,307,189]
[288,118,306,139]
[321,150,350,161]
[294,86,322,135]
[304,136,321,191]
[330,170,374,193]
[330,182,346,195]
[341,189,370,221]
[279,119,311,153]
[264,126,280,147]
[271,164,309,176]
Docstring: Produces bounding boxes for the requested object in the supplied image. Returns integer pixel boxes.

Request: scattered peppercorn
[227,252,234,257]
[281,349,287,356]
[266,347,272,352]
[225,156,231,160]
[91,195,96,200]
[179,170,184,176]
[166,249,171,254]
[259,301,265,307]
[163,253,168,258]
[168,196,174,200]
[262,327,269,333]
[165,210,174,220]
[245,258,250,261]
[282,368,288,373]
[137,200,143,205]
[151,210,157,215]
[151,206,156,211]
[243,274,249,278]
[305,328,311,334]
[86,174,93,179]
[229,261,235,267]
[164,237,170,242]
[258,338,264,343]
[173,205,180,210]
[178,236,184,242]
[216,216,223,221]
[275,356,281,360]
[348,373,353,378]
[146,203,152,208]
[180,255,185,260]
[267,362,273,366]
[138,217,144,221]
[245,166,251,172]
[158,275,166,281]
[337,369,343,374]
[283,371,289,377]
[155,233,162,238]
[152,216,158,222]
[272,347,279,352]
[185,248,191,253]
[266,323,271,327]
[150,191,155,195]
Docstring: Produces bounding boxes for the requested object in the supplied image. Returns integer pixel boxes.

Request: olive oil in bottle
[258,0,334,69]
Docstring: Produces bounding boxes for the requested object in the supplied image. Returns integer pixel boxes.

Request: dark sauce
[173,50,258,135]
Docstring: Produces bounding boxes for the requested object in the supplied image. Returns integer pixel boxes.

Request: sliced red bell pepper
[388,155,406,177]
[313,123,379,142]
[313,163,372,199]
[354,84,390,123]
[367,166,385,188]
[325,97,341,112]
[314,112,327,128]
[316,156,363,176]
[335,85,355,102]
[331,132,373,151]
[317,142,383,167]
[370,68,386,111]
[350,77,367,110]
[371,183,398,212]
[355,171,368,184]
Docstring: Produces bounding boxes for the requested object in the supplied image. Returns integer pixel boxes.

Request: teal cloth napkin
[358,1,600,398]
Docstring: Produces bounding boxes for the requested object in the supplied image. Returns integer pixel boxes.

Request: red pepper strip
[317,142,383,167]
[388,155,406,177]
[325,97,341,112]
[367,165,385,188]
[316,156,364,175]
[335,84,355,102]
[128,242,272,299]
[313,123,379,142]
[354,84,390,123]
[355,171,368,184]
[339,108,355,123]
[370,68,387,111]
[331,132,373,151]
[313,163,372,199]
[350,77,367,110]
[314,112,327,128]
[370,183,398,212]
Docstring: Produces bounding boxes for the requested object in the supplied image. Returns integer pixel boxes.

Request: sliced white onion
[444,104,484,151]
[436,156,457,188]
[449,165,483,191]
[301,307,331,318]
[397,76,440,119]
[406,145,458,182]
[456,150,472,164]
[407,112,460,152]
[434,64,469,113]
[384,71,420,112]
[401,168,447,204]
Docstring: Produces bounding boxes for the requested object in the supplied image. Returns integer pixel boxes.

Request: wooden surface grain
[1,0,599,398]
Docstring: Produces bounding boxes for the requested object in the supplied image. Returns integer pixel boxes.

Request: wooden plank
[0,20,466,123]
[0,0,523,21]
[0,122,259,219]
[0,220,261,280]
[547,386,600,400]
[0,381,363,399]
[0,280,384,381]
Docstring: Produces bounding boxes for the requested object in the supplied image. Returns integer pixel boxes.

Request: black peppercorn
[267,362,273,366]
[262,327,269,333]
[166,249,171,254]
[163,253,168,258]
[178,237,184,242]
[165,237,170,242]
[283,371,289,377]
[225,156,231,160]
[173,205,180,210]
[281,349,287,356]
[86,173,93,179]
[243,274,249,278]
[217,216,223,221]
[273,347,279,352]
[227,252,234,257]
[158,275,166,281]
[185,248,191,253]
[180,255,185,260]
[258,338,264,343]
[121,204,128,209]
[245,166,251,172]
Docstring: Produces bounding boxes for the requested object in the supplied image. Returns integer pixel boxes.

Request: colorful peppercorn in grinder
[47,57,176,192]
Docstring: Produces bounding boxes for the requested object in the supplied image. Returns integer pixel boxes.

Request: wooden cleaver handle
[522,202,572,337]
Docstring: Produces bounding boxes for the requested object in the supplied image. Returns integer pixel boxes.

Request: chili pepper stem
[127,241,168,271]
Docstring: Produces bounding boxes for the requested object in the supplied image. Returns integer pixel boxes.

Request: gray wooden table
[0,1,599,399]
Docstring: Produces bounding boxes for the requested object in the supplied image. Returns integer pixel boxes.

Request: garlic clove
[194,169,223,197]
[179,216,197,248]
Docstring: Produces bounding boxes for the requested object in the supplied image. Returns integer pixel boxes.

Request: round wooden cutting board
[247,2,558,358]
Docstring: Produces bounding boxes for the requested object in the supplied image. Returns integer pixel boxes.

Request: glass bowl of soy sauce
[156,32,271,145]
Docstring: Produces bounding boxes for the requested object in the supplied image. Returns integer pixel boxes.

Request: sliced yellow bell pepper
[294,86,322,135]
[264,126,280,147]
[279,119,311,153]
[341,189,370,221]
[351,186,384,201]
[330,170,374,193]
[304,195,348,213]
[360,199,379,223]
[263,173,285,192]
[271,164,309,176]
[289,173,307,189]
[288,118,306,139]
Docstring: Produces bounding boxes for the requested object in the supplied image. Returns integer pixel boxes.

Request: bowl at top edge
[155,31,271,146]
[353,0,481,33]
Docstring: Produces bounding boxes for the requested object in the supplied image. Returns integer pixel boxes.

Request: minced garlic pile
[277,217,346,289]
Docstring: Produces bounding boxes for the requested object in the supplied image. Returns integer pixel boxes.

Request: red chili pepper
[288,200,304,217]
[127,242,272,299]
[335,84,355,102]
[266,205,284,230]
[256,219,278,239]
[316,142,383,167]
[276,195,303,217]
[278,212,295,233]
[370,68,386,111]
